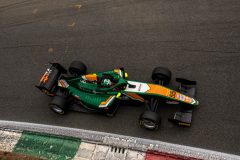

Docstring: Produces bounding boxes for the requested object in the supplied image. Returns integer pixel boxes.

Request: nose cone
[195,100,199,106]
[192,99,199,106]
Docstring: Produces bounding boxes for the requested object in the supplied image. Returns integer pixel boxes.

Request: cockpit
[69,69,128,93]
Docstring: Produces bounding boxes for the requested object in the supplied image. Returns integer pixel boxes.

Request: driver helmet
[101,78,112,87]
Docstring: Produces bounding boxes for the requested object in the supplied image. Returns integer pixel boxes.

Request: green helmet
[101,78,112,87]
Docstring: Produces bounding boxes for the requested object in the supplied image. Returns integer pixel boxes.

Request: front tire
[139,111,161,130]
[69,61,87,77]
[49,96,68,114]
[152,67,172,84]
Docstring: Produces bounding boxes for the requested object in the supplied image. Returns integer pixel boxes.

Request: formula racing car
[36,61,199,130]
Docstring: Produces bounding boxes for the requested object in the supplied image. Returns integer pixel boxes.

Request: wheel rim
[51,105,64,114]
[141,119,157,129]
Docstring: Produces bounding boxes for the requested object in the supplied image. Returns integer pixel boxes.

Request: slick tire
[139,110,161,130]
[152,67,172,84]
[49,96,68,114]
[69,61,87,77]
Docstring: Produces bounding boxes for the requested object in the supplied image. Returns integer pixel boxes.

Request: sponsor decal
[125,81,150,93]
[40,68,52,83]
[58,80,69,88]
[179,94,185,101]
[168,90,177,98]
[99,96,115,108]
[138,84,142,91]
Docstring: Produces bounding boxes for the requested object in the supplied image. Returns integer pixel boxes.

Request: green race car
[36,61,199,130]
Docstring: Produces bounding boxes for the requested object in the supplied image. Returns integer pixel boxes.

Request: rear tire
[152,67,172,84]
[139,111,161,130]
[49,96,68,114]
[69,61,87,77]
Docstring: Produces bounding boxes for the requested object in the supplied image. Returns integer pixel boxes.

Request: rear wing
[35,63,66,96]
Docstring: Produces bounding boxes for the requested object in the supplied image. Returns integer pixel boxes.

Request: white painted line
[0,120,239,160]
[0,130,22,152]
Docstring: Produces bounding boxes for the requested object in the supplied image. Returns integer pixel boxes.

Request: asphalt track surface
[0,0,240,155]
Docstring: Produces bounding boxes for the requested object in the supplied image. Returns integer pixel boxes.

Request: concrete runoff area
[0,120,239,160]
[0,0,240,156]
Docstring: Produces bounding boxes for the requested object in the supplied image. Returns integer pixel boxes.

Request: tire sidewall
[152,67,171,84]
[139,118,159,130]
[50,104,65,114]
[69,61,87,76]
[139,111,161,130]
[49,96,68,114]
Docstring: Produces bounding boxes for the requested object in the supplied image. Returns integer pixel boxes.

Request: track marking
[68,22,76,27]
[48,47,54,53]
[32,9,38,14]
[69,4,82,9]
